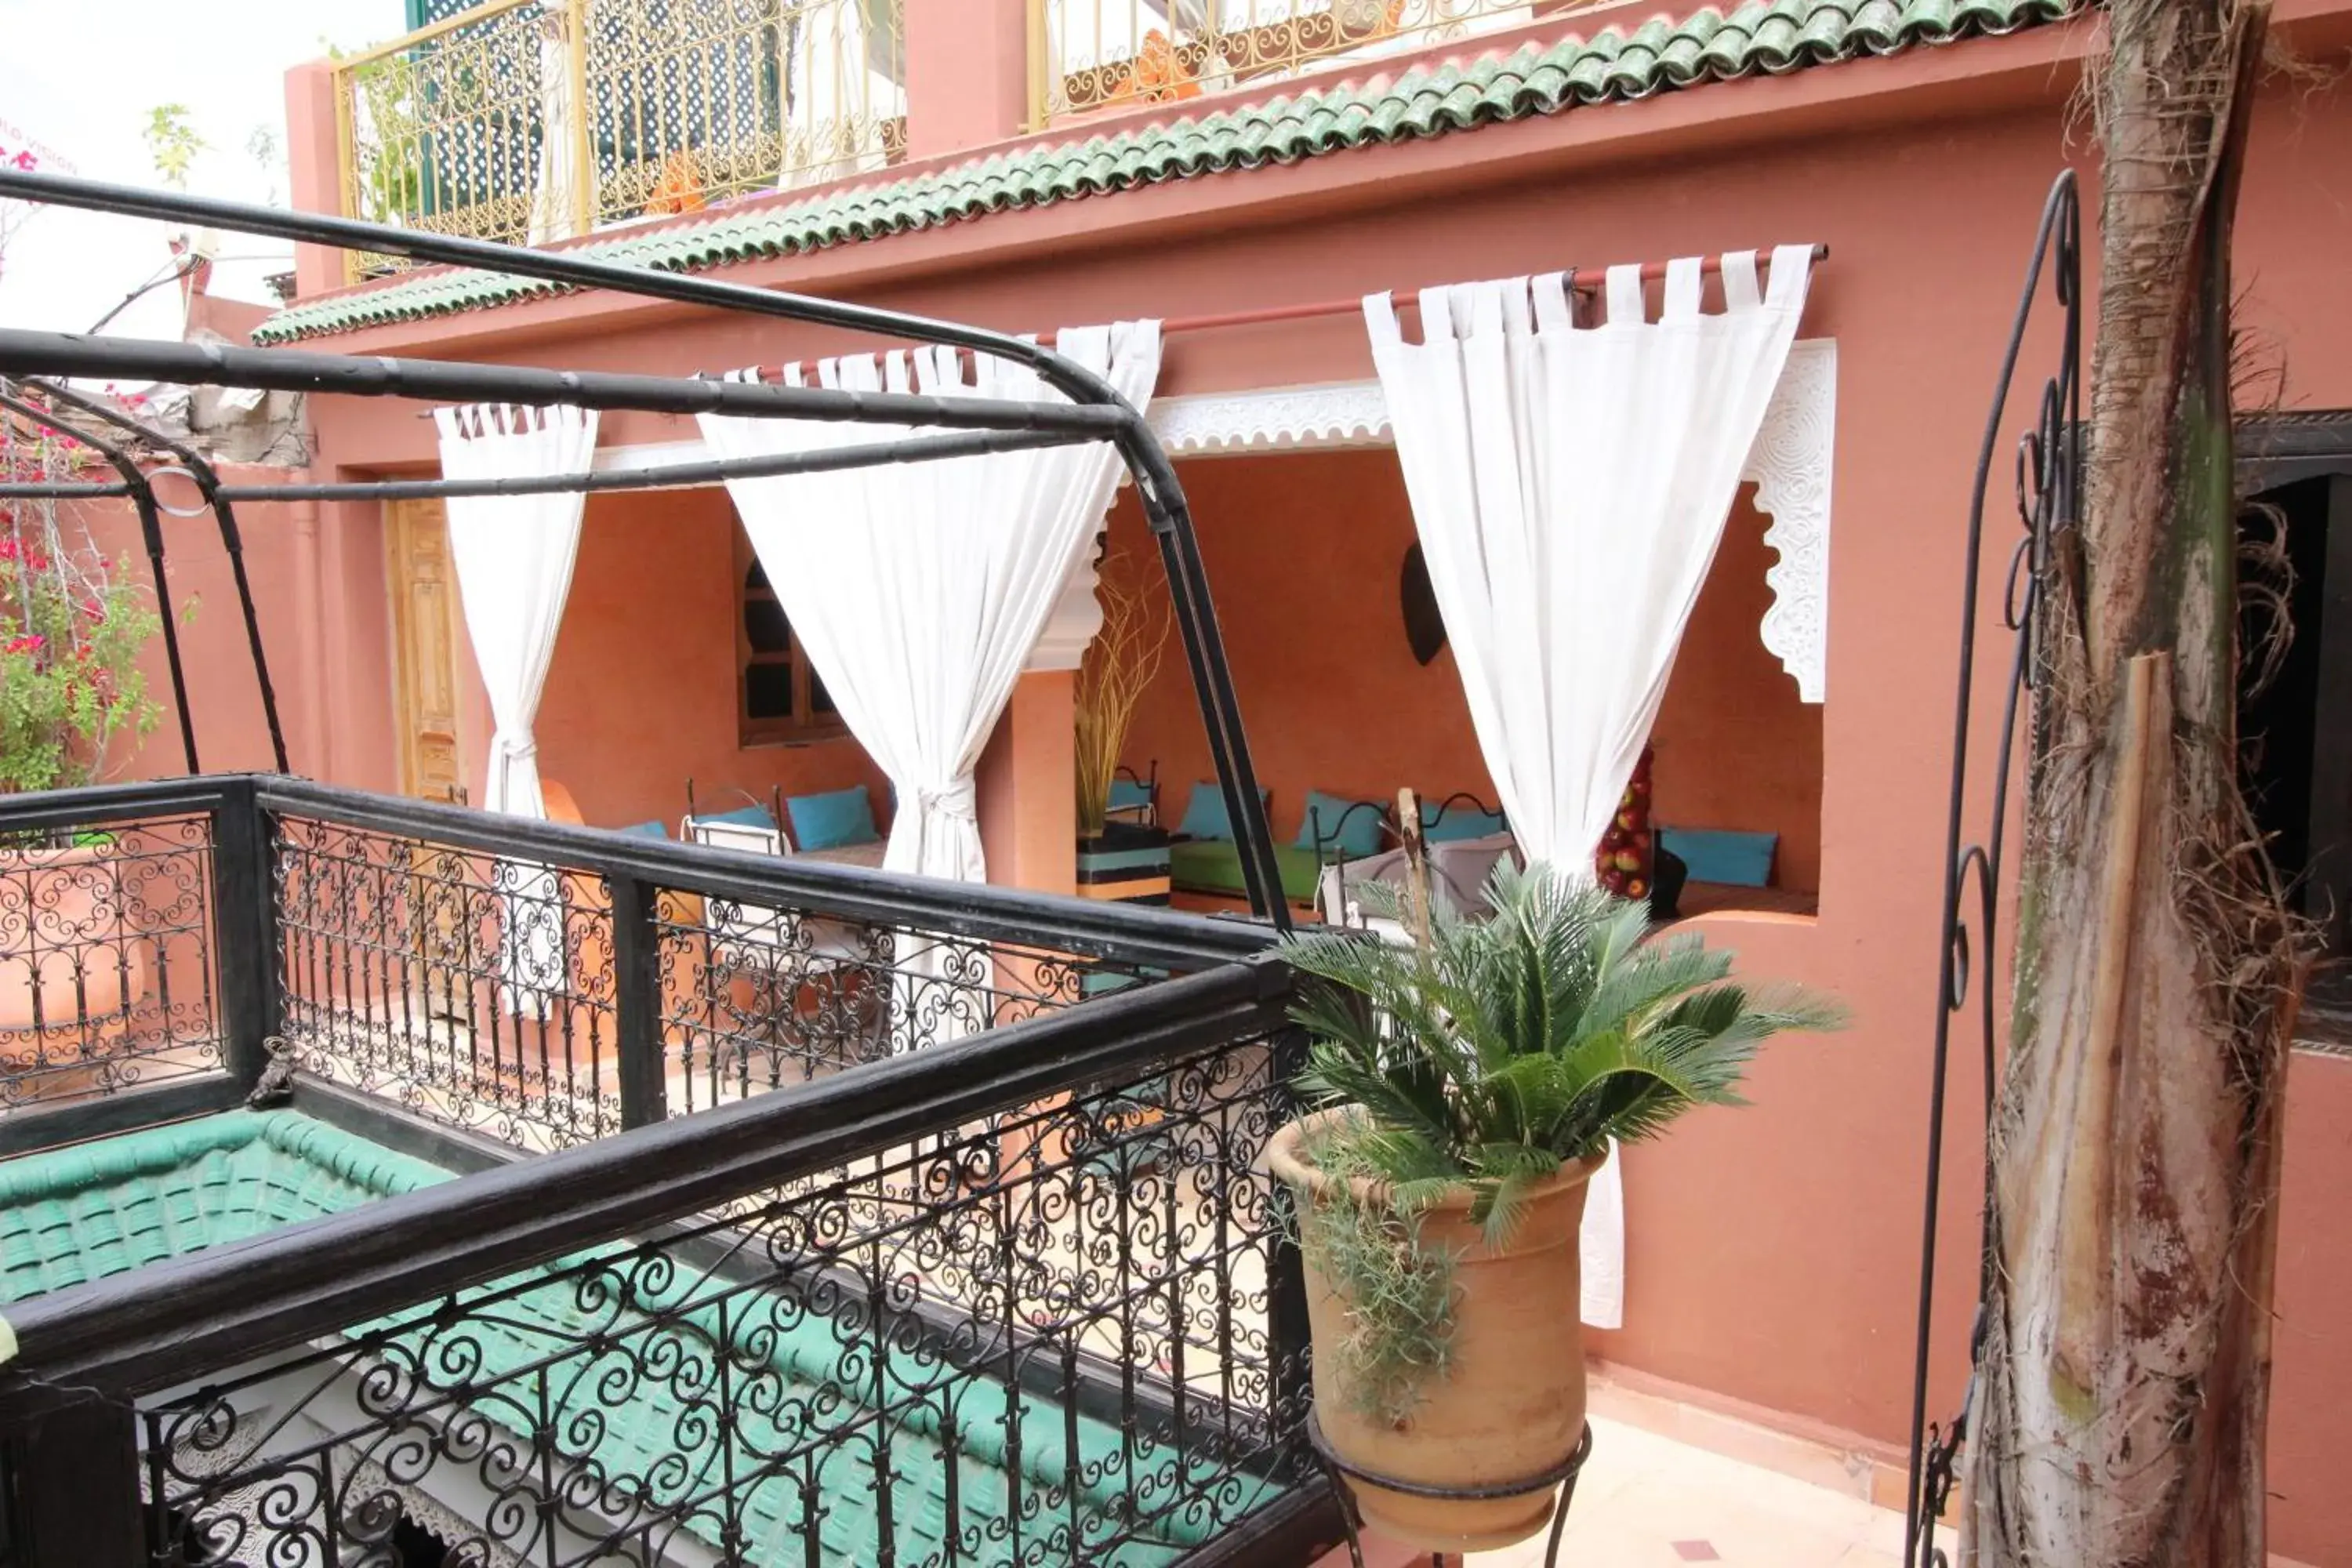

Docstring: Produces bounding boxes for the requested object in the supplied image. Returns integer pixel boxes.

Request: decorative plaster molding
[350,1460,530,1568]
[598,354,1836,695]
[1028,553,1106,673]
[1146,381,1392,457]
[1744,338,1836,705]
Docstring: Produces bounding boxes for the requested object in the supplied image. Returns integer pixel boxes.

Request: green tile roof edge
[0,1109,447,1210]
[253,0,2076,345]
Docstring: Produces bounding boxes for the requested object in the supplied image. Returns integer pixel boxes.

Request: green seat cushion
[1171,840,1321,902]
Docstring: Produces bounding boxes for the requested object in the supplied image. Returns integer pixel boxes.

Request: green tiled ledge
[254,0,2076,345]
[0,1109,447,1304]
[3,1112,1261,1563]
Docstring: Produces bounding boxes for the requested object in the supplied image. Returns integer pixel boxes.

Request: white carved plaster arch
[593,353,1837,693]
[1747,339,1835,702]
[1127,347,1838,699]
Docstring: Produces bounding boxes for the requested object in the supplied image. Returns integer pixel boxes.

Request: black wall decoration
[1402,541,1446,666]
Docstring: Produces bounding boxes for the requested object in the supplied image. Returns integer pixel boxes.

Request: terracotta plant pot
[0,840,154,1102]
[1267,1112,1602,1553]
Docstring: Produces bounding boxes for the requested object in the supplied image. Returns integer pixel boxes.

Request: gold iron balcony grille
[1031,0,1544,123]
[334,0,907,283]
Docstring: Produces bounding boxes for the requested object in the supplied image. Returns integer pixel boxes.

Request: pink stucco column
[902,0,1035,161]
[282,60,345,300]
[977,671,1077,896]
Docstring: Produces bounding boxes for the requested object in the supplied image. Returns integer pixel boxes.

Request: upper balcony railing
[1029,0,1544,124]
[334,0,906,282]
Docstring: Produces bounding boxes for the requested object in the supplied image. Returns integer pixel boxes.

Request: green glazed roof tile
[254,0,2074,345]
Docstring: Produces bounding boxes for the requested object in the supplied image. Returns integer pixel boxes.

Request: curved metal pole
[0,168,1286,923]
[1900,169,2079,1568]
[22,377,288,774]
[0,479,135,499]
[0,169,1113,392]
[0,332,1132,434]
[0,386,199,775]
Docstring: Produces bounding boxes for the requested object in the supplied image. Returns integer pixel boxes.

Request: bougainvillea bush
[0,417,164,794]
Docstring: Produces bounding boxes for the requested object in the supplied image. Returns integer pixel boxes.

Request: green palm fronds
[1284,860,1843,1249]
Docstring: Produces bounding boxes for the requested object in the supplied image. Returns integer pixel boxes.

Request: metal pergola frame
[0,168,1290,927]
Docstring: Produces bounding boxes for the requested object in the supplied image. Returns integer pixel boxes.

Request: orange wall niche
[1113,447,1822,889]
[529,485,889,834]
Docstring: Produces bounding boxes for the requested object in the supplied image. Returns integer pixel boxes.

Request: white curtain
[1365,247,1813,1327]
[434,402,598,1007]
[696,321,1162,885]
[528,0,580,245]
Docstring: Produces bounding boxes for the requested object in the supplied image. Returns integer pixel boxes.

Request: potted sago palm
[0,417,169,1049]
[1269,860,1842,1551]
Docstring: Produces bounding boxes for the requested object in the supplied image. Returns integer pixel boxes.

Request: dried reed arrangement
[1074,538,1171,837]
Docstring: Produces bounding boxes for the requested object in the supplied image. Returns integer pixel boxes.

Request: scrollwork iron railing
[138,1017,1293,1567]
[334,0,908,283]
[1900,168,2081,1568]
[0,781,261,1127]
[264,780,1221,1152]
[1031,0,1546,124]
[0,814,218,1112]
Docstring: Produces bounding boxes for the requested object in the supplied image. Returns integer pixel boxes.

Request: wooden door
[385,498,467,805]
[385,499,477,1025]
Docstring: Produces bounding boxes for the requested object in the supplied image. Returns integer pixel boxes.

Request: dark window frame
[734,521,848,748]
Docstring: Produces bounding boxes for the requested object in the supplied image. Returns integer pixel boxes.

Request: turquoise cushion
[1423,802,1507,844]
[1298,790,1384,858]
[1107,779,1155,815]
[789,785,880,851]
[618,819,669,840]
[696,803,775,831]
[1660,826,1777,887]
[1178,781,1269,843]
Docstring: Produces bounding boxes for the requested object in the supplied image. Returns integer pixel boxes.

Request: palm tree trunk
[1961,2,2302,1563]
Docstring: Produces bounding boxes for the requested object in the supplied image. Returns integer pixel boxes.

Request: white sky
[0,1,406,340]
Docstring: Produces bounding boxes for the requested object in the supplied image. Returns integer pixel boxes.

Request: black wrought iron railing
[0,775,1330,1568]
[1,775,1273,1152]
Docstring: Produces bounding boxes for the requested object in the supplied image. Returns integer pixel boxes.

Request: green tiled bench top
[0,1110,449,1305]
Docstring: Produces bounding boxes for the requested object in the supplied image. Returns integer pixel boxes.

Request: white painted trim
[1146,379,1392,456]
[1747,339,1836,704]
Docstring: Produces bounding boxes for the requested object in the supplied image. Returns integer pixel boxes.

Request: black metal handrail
[0,953,1293,1407]
[257,775,1279,974]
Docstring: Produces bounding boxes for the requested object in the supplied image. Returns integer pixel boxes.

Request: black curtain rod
[0,168,1291,927]
[213,427,1098,503]
[0,387,199,772]
[0,330,1134,436]
[0,480,136,499]
[0,430,1098,504]
[0,169,1087,388]
[15,376,290,772]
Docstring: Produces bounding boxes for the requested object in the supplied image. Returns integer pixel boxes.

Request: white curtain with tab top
[1363,246,1813,1327]
[434,401,598,1009]
[695,322,1162,887]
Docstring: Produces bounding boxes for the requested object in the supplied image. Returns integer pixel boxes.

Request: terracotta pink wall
[283,49,2352,1560]
[1111,451,1823,888]
[77,470,393,789]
